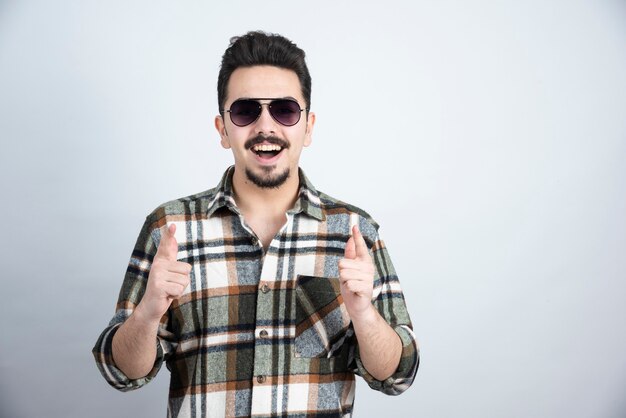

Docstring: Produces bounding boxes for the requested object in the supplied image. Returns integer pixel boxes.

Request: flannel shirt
[93,166,419,417]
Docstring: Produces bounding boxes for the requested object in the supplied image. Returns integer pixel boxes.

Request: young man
[93,31,419,417]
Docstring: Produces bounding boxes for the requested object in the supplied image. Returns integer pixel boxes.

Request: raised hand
[338,224,375,319]
[136,223,192,324]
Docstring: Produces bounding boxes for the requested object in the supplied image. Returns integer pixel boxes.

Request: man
[93,31,419,417]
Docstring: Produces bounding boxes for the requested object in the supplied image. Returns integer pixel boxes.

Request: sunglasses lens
[269,100,302,126]
[229,100,261,126]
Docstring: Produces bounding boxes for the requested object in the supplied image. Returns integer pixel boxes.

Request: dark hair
[217,31,312,112]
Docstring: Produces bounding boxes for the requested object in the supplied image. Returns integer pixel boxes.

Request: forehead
[226,66,303,104]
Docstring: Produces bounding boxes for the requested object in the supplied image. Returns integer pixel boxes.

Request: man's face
[215,65,315,189]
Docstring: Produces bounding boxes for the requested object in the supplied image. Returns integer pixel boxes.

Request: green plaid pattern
[93,166,418,417]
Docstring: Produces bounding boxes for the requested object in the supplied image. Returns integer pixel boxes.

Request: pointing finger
[352,224,370,260]
[344,235,356,260]
[155,223,178,261]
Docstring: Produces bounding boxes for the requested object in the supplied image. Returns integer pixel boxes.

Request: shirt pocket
[294,275,352,358]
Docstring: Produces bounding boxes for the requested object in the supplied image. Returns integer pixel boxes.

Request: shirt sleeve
[92,215,178,392]
[349,221,420,396]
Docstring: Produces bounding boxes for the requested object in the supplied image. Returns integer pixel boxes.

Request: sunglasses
[222,98,308,127]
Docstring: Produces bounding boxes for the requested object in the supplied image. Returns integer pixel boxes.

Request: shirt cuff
[354,324,419,395]
[92,323,165,392]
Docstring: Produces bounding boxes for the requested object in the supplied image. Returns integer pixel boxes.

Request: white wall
[1,1,625,417]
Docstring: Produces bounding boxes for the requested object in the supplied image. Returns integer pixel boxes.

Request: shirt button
[257,375,266,384]
[259,329,268,338]
[260,283,270,293]
[251,237,258,245]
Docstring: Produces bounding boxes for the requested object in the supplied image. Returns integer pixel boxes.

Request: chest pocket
[294,275,352,358]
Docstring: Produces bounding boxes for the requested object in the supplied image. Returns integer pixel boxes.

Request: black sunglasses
[222,98,308,127]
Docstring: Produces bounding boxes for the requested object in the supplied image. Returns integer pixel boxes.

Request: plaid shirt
[93,166,419,417]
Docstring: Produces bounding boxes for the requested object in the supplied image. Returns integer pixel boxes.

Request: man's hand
[112,224,191,379]
[338,224,375,320]
[338,224,403,381]
[136,223,191,324]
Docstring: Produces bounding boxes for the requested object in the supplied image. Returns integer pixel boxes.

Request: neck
[231,167,300,216]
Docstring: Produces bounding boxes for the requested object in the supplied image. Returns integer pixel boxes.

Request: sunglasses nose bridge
[254,102,279,130]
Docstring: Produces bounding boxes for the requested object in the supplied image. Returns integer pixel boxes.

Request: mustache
[245,135,289,150]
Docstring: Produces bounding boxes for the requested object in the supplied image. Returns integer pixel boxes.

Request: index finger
[155,223,178,261]
[352,224,370,259]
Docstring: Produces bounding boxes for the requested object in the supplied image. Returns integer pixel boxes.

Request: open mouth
[251,143,283,159]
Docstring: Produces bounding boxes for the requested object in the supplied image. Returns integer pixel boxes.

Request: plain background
[1,1,625,417]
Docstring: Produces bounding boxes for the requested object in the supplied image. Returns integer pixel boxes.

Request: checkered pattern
[93,166,419,417]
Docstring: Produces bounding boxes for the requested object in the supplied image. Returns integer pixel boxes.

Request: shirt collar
[206,166,325,221]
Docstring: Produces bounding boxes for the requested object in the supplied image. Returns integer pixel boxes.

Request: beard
[243,134,291,189]
[245,166,291,189]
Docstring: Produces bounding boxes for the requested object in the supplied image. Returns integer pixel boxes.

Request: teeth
[252,144,282,152]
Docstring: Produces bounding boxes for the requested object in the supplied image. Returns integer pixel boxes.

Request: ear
[303,111,315,147]
[215,115,231,149]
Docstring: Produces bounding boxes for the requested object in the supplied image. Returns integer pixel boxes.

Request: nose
[254,102,278,134]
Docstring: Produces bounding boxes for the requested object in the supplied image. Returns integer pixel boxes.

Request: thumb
[344,235,356,260]
[155,223,178,261]
[352,224,370,260]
